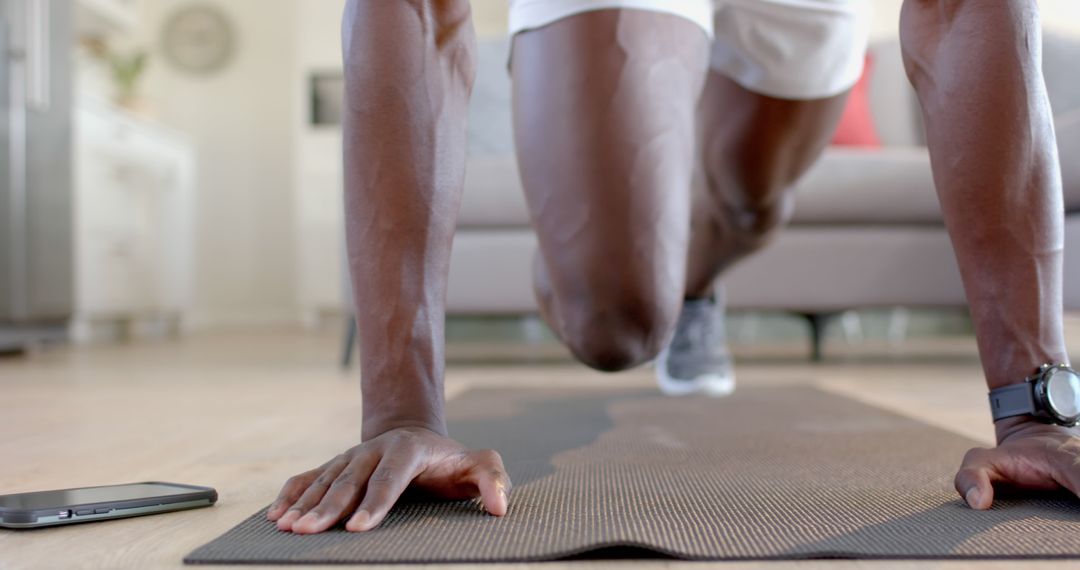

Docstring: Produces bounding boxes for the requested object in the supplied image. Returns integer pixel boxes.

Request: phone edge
[0,498,216,529]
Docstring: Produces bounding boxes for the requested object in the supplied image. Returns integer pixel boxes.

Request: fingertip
[965,486,992,510]
[495,483,510,516]
[955,462,994,509]
[964,488,980,509]
[291,512,321,534]
[294,507,353,534]
[483,500,507,517]
[481,480,509,517]
[488,500,508,517]
[346,509,371,532]
[275,509,301,531]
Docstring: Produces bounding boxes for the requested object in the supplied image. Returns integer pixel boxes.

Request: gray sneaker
[655,297,736,397]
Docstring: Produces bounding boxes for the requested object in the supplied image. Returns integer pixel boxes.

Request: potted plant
[82,38,151,113]
[108,48,149,112]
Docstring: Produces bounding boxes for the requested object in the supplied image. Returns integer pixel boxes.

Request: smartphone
[0,482,217,529]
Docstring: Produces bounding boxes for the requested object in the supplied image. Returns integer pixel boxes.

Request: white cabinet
[73,97,195,341]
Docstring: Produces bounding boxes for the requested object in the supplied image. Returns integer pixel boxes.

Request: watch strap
[988,381,1037,421]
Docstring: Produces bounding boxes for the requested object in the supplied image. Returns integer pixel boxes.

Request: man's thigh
[680,0,869,294]
[698,0,870,193]
[510,8,709,315]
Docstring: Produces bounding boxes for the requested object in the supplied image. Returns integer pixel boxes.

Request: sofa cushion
[724,225,967,310]
[460,155,532,228]
[1044,33,1080,124]
[791,147,941,225]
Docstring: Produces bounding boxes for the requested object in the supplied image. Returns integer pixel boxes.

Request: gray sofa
[444,35,1080,355]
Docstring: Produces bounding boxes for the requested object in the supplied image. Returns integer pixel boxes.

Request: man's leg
[511,9,709,372]
[657,0,869,394]
[683,75,848,297]
[653,73,848,394]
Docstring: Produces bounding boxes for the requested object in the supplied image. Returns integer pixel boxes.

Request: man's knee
[558,294,679,373]
[717,192,795,250]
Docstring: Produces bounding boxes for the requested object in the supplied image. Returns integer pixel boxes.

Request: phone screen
[0,483,197,510]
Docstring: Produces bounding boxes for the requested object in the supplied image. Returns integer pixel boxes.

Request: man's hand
[267,427,511,534]
[955,420,1080,510]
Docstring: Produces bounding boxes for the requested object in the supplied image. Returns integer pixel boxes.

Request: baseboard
[185,309,301,332]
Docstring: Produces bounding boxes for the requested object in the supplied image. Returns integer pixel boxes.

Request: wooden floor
[2,317,1079,570]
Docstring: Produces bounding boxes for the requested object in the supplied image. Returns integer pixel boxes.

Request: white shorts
[508,0,871,100]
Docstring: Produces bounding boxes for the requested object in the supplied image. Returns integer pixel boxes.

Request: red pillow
[831,54,881,147]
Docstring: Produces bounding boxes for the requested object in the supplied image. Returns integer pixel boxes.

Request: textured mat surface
[186,386,1080,564]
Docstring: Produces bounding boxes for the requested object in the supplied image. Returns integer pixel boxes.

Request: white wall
[135,0,299,328]
[292,1,344,323]
[1042,0,1080,37]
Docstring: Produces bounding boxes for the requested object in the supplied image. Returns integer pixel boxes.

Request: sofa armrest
[1059,108,1080,212]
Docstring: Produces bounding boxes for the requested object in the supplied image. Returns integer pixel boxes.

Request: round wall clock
[160,4,236,75]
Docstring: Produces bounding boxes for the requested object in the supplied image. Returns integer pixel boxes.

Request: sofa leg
[341,316,357,370]
[796,312,837,362]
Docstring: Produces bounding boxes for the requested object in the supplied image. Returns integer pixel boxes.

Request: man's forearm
[900,1,1068,398]
[342,0,476,440]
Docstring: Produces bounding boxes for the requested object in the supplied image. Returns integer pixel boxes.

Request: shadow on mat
[447,388,655,487]
[781,491,1080,558]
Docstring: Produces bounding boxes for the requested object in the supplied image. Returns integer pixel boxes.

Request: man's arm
[344,0,470,442]
[267,0,509,534]
[900,0,1079,508]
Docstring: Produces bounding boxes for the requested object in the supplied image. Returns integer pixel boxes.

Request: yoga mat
[186,386,1080,564]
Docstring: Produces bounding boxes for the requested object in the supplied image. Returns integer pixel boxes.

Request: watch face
[1045,367,1080,421]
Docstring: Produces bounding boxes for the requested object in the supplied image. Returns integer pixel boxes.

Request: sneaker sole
[654,347,736,397]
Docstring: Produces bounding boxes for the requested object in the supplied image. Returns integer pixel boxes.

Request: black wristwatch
[988,363,1080,426]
